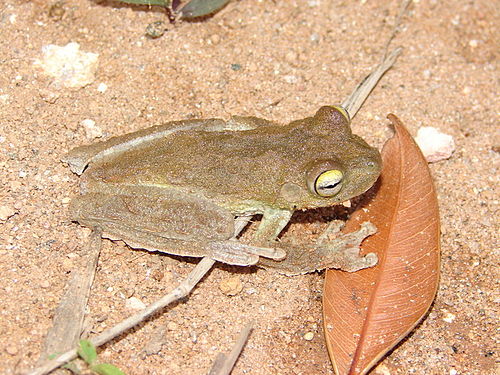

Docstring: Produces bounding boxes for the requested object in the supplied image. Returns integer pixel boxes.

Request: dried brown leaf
[323,114,441,375]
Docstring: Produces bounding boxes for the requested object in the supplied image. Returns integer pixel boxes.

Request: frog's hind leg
[209,240,286,266]
[69,192,284,266]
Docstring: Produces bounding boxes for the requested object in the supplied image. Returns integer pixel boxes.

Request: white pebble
[415,127,455,163]
[97,82,108,93]
[125,297,146,310]
[468,39,479,48]
[167,321,178,331]
[303,332,314,341]
[34,42,99,89]
[80,118,103,139]
[442,310,456,323]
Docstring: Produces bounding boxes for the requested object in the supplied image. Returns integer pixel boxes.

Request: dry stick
[208,321,254,375]
[37,228,102,364]
[29,42,403,375]
[28,256,217,375]
[29,218,252,375]
[341,47,402,119]
[343,0,410,118]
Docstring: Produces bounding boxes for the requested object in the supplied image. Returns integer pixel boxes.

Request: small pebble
[219,276,243,296]
[95,313,108,323]
[415,126,455,163]
[61,197,71,204]
[285,50,298,63]
[34,42,99,89]
[303,332,314,341]
[61,258,74,272]
[40,280,50,289]
[0,205,17,221]
[125,296,146,310]
[5,345,18,356]
[210,34,221,45]
[80,119,103,139]
[442,310,456,323]
[120,287,135,299]
[146,20,166,39]
[310,33,320,42]
[374,363,391,375]
[468,39,479,48]
[38,88,60,104]
[167,321,178,331]
[151,269,164,282]
[97,82,108,93]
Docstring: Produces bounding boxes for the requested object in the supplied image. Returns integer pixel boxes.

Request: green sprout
[77,340,126,375]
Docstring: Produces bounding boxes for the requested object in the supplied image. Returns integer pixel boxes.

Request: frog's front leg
[258,222,378,275]
[252,207,294,244]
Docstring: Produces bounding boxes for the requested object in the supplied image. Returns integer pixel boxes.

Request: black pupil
[319,181,340,190]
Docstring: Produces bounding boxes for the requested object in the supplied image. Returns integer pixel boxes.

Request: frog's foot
[315,221,378,273]
[210,240,286,266]
[258,221,378,276]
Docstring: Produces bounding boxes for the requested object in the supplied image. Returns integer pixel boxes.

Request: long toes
[364,252,378,266]
[247,246,286,260]
[211,249,260,266]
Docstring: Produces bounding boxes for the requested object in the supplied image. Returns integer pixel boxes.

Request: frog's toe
[209,240,285,266]
[211,250,260,266]
[338,250,378,272]
[209,241,260,266]
[248,246,286,261]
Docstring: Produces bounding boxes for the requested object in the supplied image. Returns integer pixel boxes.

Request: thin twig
[341,0,411,118]
[31,3,412,372]
[31,213,251,375]
[208,321,254,375]
[37,229,102,364]
[341,47,402,119]
[27,256,216,375]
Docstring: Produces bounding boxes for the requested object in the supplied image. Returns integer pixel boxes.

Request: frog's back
[84,106,380,207]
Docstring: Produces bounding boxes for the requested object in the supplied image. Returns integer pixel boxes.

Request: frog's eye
[314,170,344,197]
[306,161,345,198]
[331,105,350,123]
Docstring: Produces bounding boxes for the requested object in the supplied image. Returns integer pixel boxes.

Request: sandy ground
[0,0,498,374]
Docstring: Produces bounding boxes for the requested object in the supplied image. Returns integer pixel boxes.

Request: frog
[63,105,381,275]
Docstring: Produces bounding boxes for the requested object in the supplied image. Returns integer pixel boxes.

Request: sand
[0,0,497,374]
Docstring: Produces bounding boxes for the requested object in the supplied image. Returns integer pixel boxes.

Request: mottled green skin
[65,106,381,267]
[81,107,380,211]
